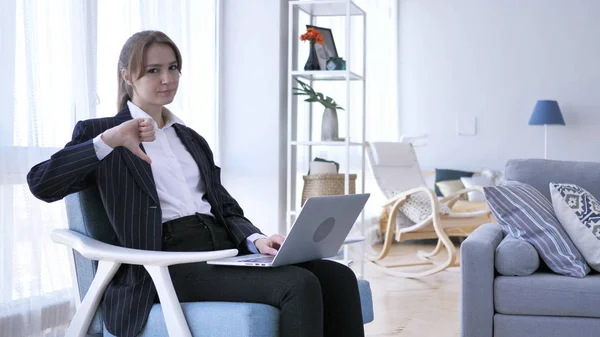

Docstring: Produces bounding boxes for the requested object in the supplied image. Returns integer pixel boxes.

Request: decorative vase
[321,107,340,141]
[304,42,320,71]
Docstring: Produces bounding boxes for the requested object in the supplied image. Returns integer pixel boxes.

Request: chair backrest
[366,142,426,198]
[65,185,118,336]
[504,159,600,201]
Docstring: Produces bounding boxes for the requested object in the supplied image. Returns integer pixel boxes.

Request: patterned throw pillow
[484,181,590,278]
[397,191,451,224]
[550,183,600,272]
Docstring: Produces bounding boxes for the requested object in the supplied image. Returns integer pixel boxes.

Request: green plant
[292,79,344,110]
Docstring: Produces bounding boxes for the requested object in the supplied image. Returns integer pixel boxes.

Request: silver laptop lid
[272,193,370,267]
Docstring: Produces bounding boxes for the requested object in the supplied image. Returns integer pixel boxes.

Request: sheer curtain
[0,0,95,336]
[0,1,218,336]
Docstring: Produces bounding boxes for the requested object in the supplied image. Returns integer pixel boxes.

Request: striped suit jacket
[27,106,262,337]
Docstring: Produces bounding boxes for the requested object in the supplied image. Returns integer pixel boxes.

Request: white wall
[398,0,600,171]
[219,0,288,235]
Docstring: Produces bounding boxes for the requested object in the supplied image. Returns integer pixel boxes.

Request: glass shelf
[291,70,364,81]
[290,0,365,17]
[290,141,365,147]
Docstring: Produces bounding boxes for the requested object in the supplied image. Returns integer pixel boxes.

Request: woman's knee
[286,267,322,298]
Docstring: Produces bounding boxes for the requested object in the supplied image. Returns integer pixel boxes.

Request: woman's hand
[101,118,155,164]
[254,235,286,256]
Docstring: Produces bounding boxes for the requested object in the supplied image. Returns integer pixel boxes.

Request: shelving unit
[287,0,367,276]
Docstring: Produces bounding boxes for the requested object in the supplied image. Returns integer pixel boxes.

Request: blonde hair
[116,31,182,111]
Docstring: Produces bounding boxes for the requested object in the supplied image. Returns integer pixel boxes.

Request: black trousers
[160,213,365,337]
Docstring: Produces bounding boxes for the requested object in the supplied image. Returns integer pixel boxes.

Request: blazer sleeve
[27,120,100,202]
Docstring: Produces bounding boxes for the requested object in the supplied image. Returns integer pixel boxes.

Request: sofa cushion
[494,314,600,337]
[495,235,539,276]
[494,272,600,318]
[461,175,494,202]
[434,168,474,196]
[484,181,590,278]
[435,179,465,197]
[551,183,600,272]
[504,159,600,201]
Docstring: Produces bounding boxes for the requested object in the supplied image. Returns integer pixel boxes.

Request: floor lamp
[528,100,566,159]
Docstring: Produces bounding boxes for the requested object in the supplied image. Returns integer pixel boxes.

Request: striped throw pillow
[484,180,590,278]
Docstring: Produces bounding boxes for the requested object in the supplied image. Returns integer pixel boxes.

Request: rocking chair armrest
[440,187,484,203]
[440,187,485,208]
[382,186,438,208]
[51,229,238,266]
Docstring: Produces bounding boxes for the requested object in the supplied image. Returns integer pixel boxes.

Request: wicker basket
[301,173,357,205]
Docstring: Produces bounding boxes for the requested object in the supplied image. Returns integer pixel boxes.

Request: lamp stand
[544,124,548,159]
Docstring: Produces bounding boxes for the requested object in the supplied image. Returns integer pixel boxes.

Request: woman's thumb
[132,146,152,164]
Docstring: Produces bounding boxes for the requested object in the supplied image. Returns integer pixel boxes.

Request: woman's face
[128,43,180,111]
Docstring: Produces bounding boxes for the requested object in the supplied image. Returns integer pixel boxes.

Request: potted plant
[293,78,344,141]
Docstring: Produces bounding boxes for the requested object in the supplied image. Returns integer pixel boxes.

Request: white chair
[365,142,493,278]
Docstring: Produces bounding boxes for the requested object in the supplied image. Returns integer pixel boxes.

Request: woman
[27,31,364,337]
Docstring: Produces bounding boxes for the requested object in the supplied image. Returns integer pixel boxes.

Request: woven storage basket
[301,173,357,205]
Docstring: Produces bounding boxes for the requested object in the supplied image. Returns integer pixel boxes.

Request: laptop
[207,193,370,267]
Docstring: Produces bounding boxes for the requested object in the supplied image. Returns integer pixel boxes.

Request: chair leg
[417,238,443,259]
[65,260,121,337]
[366,216,458,278]
[144,265,192,337]
[366,211,396,262]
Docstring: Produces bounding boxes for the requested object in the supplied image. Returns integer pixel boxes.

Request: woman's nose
[161,71,177,84]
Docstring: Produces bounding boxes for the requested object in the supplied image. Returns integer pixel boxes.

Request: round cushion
[495,235,540,276]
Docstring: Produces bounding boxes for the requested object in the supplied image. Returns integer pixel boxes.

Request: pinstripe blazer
[27,106,263,337]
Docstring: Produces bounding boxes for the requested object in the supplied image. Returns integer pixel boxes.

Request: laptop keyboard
[241,256,275,263]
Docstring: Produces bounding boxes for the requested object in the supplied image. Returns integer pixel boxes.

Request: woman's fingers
[138,118,155,142]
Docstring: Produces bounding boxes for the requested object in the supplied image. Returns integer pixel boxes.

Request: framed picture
[306,25,338,70]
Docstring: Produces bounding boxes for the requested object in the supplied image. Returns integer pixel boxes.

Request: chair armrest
[51,229,238,266]
[440,187,484,208]
[460,223,504,337]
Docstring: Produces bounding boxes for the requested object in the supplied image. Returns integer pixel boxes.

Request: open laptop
[207,193,370,267]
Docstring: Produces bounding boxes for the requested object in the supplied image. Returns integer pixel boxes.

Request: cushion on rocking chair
[398,192,451,224]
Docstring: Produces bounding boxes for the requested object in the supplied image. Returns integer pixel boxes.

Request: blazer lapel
[121,146,160,204]
[114,106,160,204]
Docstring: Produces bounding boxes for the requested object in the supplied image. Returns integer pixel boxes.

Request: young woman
[27,31,364,337]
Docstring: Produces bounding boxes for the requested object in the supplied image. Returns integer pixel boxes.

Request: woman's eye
[169,65,178,71]
[148,68,158,74]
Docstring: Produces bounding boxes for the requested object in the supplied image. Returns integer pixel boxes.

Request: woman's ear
[121,69,132,86]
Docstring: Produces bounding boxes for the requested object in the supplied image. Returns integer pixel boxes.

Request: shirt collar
[127,101,185,129]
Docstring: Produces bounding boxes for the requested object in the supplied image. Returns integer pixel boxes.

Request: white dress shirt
[92,101,264,252]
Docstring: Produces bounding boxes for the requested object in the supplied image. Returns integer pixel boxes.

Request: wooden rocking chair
[365,142,493,278]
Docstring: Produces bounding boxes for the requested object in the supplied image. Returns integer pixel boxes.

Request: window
[0,1,219,335]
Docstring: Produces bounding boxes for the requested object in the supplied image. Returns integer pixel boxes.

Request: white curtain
[0,1,218,336]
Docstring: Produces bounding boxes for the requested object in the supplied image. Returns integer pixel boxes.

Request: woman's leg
[168,262,324,337]
[296,260,365,337]
[161,215,324,336]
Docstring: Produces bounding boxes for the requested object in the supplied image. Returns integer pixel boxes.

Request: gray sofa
[461,159,600,337]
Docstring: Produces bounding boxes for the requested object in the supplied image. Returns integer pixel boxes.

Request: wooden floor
[359,241,461,337]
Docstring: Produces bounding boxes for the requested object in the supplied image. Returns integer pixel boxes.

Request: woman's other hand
[254,235,285,256]
[101,118,155,164]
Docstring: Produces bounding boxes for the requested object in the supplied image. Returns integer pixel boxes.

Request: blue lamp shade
[528,100,566,125]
